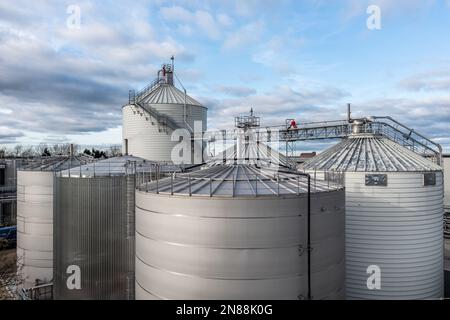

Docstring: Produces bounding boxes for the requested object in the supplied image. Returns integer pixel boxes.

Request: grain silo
[134,135,346,300]
[445,204,450,298]
[301,130,444,300]
[53,156,180,300]
[123,60,207,162]
[16,155,92,288]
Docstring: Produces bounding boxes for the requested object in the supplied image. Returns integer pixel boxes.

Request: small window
[424,173,436,186]
[365,174,388,186]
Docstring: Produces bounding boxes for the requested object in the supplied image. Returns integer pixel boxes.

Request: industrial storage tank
[135,161,346,300]
[53,156,180,300]
[301,132,444,300]
[445,205,450,297]
[123,61,207,162]
[1,159,28,226]
[16,155,92,288]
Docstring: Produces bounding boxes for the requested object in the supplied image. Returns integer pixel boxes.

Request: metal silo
[123,60,207,162]
[16,155,92,289]
[135,161,346,300]
[53,156,180,300]
[301,133,444,300]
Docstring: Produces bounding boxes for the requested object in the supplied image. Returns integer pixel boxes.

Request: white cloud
[223,21,264,50]
[160,6,229,40]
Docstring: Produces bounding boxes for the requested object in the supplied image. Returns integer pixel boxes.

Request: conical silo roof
[301,134,442,172]
[139,83,203,107]
[206,141,293,169]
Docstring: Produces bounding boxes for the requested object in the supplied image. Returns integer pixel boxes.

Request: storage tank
[445,205,450,298]
[135,162,346,300]
[443,155,450,209]
[1,159,28,226]
[16,156,92,288]
[53,156,180,300]
[123,62,207,162]
[301,133,444,300]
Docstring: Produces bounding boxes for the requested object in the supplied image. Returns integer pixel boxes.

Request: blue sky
[1,0,450,152]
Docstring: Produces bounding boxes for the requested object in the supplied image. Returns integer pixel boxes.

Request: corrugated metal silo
[135,160,346,300]
[16,156,92,288]
[123,63,207,162]
[53,156,180,300]
[301,133,444,299]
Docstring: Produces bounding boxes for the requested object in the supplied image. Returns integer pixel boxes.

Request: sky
[1,0,450,153]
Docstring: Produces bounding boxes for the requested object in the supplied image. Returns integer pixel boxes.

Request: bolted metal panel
[344,171,442,299]
[53,175,135,300]
[135,186,346,300]
[302,135,445,300]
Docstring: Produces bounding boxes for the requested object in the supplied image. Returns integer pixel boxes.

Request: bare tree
[108,145,122,158]
[13,145,22,157]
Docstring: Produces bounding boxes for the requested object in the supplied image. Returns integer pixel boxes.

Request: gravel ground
[0,249,16,300]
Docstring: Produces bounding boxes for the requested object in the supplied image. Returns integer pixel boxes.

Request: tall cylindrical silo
[16,156,92,289]
[122,63,207,162]
[135,164,346,300]
[53,156,178,300]
[301,133,444,299]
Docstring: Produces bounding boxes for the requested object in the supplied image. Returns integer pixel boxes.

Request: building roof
[20,155,94,172]
[58,155,181,178]
[205,140,294,169]
[139,84,203,107]
[301,134,442,172]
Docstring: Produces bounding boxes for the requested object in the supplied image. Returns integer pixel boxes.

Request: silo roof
[20,155,94,172]
[139,84,203,107]
[58,155,182,178]
[140,164,342,197]
[205,140,293,169]
[301,134,442,172]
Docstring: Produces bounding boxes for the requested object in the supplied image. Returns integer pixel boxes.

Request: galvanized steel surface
[140,164,343,197]
[53,175,135,300]
[16,156,93,288]
[135,184,346,299]
[443,156,450,206]
[301,135,442,172]
[344,171,444,299]
[139,83,203,107]
[16,171,54,288]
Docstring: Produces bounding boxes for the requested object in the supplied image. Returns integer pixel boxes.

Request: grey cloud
[0,1,196,138]
[216,85,257,97]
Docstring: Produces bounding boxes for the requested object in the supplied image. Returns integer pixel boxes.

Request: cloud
[0,1,194,142]
[160,6,229,40]
[223,21,264,50]
[201,84,350,130]
[0,126,24,144]
[216,85,257,97]
[399,69,450,92]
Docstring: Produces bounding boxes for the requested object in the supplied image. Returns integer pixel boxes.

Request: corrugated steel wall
[122,103,207,162]
[135,190,346,300]
[53,175,135,300]
[345,172,444,299]
[443,157,450,206]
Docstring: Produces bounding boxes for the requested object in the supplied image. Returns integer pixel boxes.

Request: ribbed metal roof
[301,134,442,172]
[140,164,342,197]
[139,84,203,107]
[58,155,181,178]
[20,155,94,172]
[206,139,293,169]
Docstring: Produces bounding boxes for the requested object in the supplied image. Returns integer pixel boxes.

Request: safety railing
[136,167,344,197]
